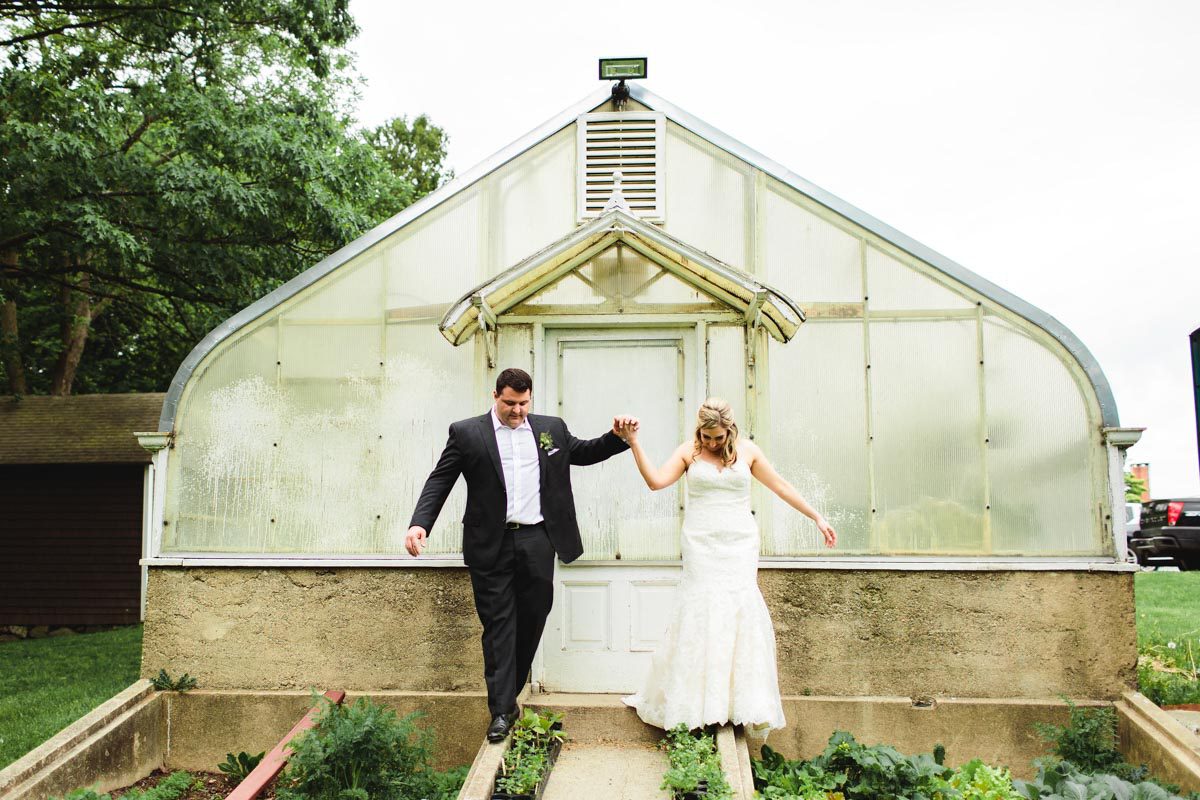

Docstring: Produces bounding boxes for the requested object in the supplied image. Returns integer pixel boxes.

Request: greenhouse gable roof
[160,84,1118,430]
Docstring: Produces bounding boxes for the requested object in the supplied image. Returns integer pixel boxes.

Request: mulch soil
[112,769,280,799]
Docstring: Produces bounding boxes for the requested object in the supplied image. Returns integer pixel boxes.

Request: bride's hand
[817,517,837,548]
[613,415,639,443]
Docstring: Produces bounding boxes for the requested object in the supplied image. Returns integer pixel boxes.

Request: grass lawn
[0,625,142,770]
[1134,570,1200,705]
[1135,571,1200,657]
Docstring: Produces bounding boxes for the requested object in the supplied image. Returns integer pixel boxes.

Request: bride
[617,398,836,734]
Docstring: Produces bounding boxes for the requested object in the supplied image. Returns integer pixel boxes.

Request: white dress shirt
[491,408,543,525]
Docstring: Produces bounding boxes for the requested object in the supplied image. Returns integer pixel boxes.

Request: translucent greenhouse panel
[662,123,749,269]
[763,321,871,555]
[281,253,384,320]
[382,186,485,308]
[379,322,478,556]
[983,316,1100,554]
[165,319,281,551]
[492,128,577,269]
[279,323,382,381]
[865,246,974,311]
[496,324,533,376]
[705,325,747,428]
[869,319,986,554]
[762,183,862,303]
[523,273,606,306]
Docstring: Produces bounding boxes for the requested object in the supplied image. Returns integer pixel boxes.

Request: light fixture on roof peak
[599,57,647,111]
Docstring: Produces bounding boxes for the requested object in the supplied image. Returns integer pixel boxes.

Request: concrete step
[456,693,754,800]
[542,741,670,800]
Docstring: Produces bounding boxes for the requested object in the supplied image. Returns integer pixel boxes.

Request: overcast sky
[348,0,1200,496]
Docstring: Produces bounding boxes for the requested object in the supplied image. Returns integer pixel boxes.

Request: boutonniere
[538,431,555,452]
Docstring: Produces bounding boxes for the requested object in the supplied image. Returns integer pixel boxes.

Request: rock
[28,625,50,639]
[5,625,28,637]
[48,627,78,638]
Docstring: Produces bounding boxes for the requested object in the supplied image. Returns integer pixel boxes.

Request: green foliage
[659,725,733,800]
[752,732,952,800]
[1125,472,1148,502]
[1033,699,1125,775]
[950,759,1022,800]
[1013,759,1195,800]
[1138,661,1200,706]
[1136,614,1200,706]
[217,750,265,781]
[495,708,566,796]
[0,1,448,395]
[51,771,196,800]
[148,669,197,692]
[275,694,464,800]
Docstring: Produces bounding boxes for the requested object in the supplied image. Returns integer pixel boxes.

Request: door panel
[538,327,696,692]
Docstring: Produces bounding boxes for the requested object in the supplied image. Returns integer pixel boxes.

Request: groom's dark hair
[495,367,533,394]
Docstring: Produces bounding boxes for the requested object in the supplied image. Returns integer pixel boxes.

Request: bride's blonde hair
[693,398,739,466]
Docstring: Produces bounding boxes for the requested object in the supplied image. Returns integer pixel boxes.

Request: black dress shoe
[486,705,520,743]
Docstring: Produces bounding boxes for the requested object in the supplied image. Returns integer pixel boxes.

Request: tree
[1124,471,1147,503]
[0,2,449,395]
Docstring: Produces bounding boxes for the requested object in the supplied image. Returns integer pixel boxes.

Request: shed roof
[159,84,1119,430]
[0,393,165,465]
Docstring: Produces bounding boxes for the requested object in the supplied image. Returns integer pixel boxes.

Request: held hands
[405,525,427,556]
[816,517,837,548]
[612,415,640,443]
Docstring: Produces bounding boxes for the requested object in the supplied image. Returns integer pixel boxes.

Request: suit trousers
[467,523,555,716]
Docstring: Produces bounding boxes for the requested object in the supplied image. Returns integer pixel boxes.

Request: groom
[406,367,634,742]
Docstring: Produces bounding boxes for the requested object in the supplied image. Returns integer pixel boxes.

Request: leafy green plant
[1033,698,1124,775]
[659,725,732,800]
[148,670,197,692]
[1013,759,1195,800]
[752,732,951,800]
[950,759,1022,800]
[276,694,464,800]
[51,771,197,800]
[1139,662,1200,706]
[495,708,566,796]
[218,750,266,782]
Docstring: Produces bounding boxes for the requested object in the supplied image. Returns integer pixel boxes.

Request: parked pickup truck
[1128,498,1200,570]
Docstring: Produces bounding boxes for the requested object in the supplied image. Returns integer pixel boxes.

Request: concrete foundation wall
[761,569,1137,700]
[765,695,1089,779]
[142,568,484,691]
[144,567,1135,701]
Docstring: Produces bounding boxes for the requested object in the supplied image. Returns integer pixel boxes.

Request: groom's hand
[405,525,428,556]
[612,415,639,441]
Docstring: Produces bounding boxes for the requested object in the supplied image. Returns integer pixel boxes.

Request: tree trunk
[49,268,107,396]
[0,250,27,395]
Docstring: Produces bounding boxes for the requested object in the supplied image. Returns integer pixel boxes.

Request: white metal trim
[140,555,1134,572]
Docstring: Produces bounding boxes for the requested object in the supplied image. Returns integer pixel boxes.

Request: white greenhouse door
[536,327,699,693]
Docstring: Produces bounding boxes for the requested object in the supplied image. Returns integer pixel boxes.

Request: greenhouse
[138,84,1138,704]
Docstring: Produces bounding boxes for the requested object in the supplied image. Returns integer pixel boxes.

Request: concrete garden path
[542,741,670,800]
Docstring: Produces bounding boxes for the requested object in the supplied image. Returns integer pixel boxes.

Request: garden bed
[111,769,277,800]
[491,710,565,800]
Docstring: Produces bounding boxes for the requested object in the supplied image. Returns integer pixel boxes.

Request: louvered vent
[577,112,665,221]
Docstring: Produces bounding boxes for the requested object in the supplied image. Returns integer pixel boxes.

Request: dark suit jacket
[409,412,629,569]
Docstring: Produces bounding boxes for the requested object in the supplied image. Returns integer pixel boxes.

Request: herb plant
[217,750,266,782]
[276,694,465,800]
[148,670,197,692]
[494,708,566,797]
[950,759,1022,800]
[659,725,733,800]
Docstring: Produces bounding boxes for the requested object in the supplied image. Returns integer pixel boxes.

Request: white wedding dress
[623,456,786,733]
